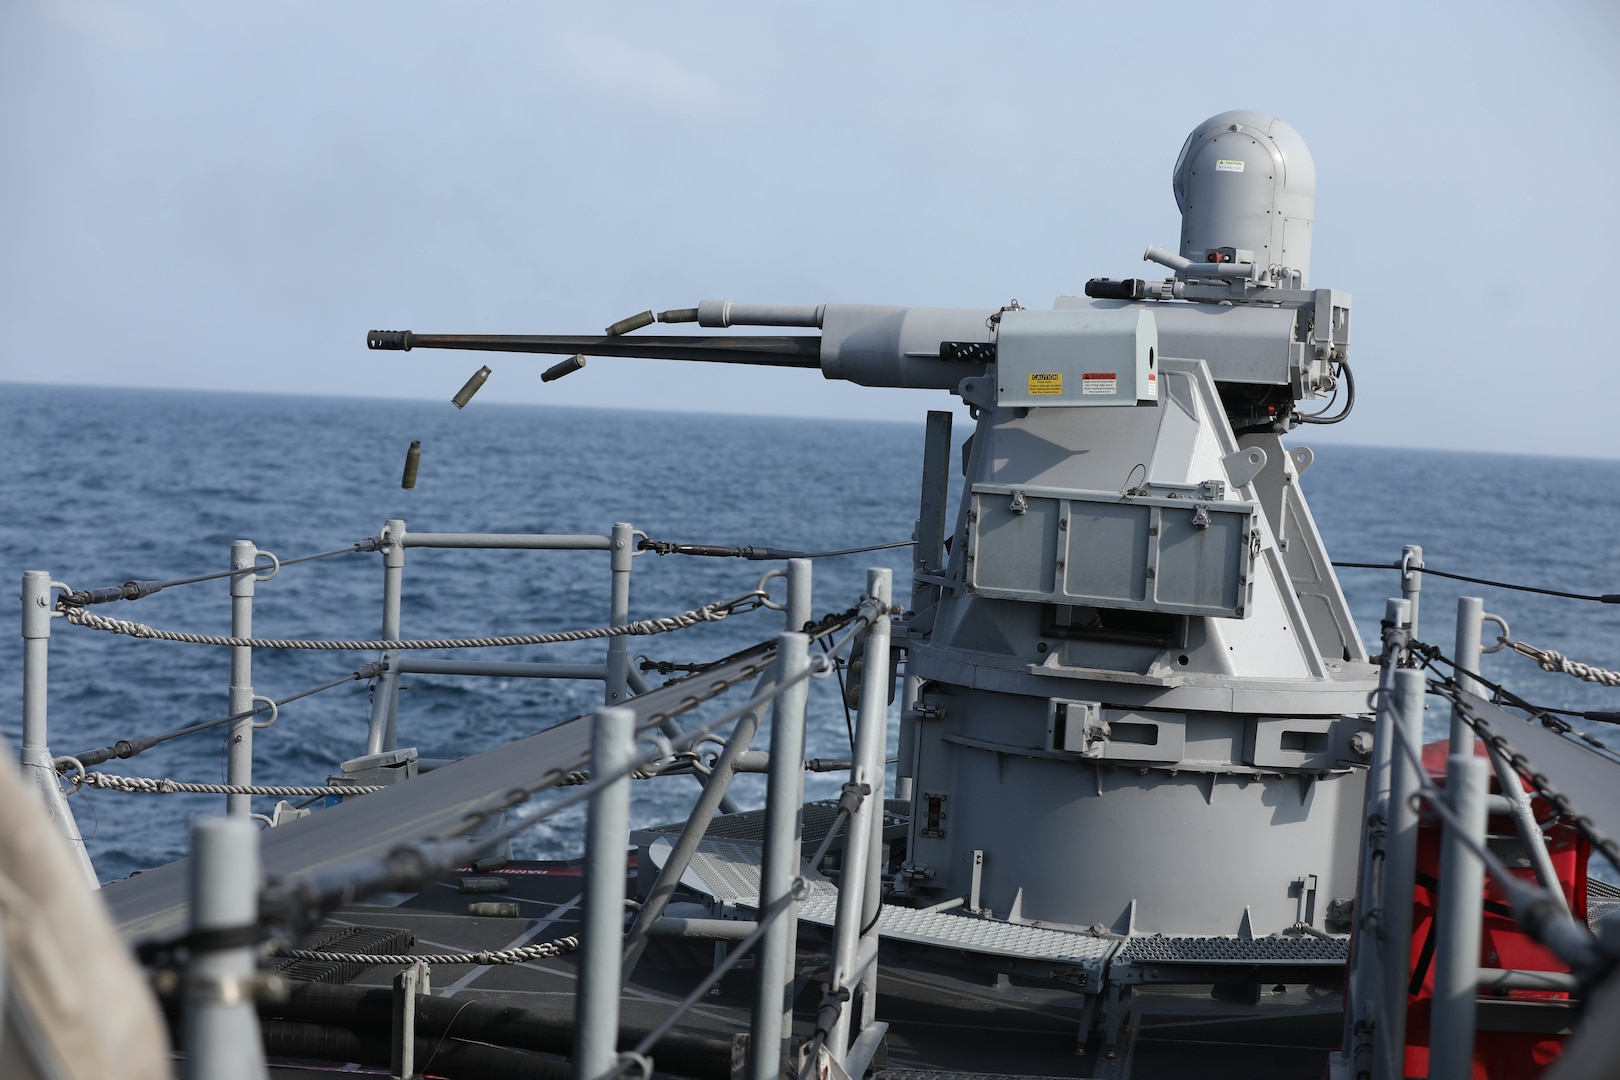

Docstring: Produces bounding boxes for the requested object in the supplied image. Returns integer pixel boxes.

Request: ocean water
[2,383,1617,885]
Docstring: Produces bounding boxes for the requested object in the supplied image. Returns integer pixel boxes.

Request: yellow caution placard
[1028,372,1063,396]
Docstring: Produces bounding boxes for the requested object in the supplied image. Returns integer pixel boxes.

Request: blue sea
[2,383,1617,885]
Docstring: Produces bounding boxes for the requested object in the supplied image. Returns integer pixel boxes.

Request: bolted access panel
[965,483,1256,619]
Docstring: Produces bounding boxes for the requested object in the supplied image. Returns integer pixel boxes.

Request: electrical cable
[1332,561,1617,604]
[1295,358,1355,425]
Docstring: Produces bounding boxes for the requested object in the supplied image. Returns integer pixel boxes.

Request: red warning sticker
[1081,372,1117,395]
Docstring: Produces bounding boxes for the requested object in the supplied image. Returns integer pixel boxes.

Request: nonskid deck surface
[256,857,1343,1079]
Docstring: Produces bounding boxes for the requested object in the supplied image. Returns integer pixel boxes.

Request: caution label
[1215,159,1245,173]
[1081,372,1117,395]
[1145,371,1157,398]
[1028,372,1063,396]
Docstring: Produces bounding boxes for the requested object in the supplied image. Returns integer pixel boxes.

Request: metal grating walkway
[653,835,1357,976]
[1116,933,1349,964]
[798,892,1117,969]
[652,836,1116,972]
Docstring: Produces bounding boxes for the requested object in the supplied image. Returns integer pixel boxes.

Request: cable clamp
[837,781,871,815]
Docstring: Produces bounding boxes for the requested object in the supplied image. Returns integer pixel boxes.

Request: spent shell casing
[541,354,587,383]
[605,310,655,336]
[458,876,510,894]
[466,901,521,918]
[451,365,493,408]
[400,441,421,490]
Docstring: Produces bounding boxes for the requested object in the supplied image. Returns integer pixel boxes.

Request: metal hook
[755,569,787,611]
[253,550,281,582]
[54,755,87,793]
[250,695,280,730]
[1480,612,1511,654]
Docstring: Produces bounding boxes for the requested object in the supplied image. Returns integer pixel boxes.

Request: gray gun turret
[369,111,1378,943]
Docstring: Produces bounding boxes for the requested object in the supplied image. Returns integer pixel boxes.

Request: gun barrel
[367,331,821,369]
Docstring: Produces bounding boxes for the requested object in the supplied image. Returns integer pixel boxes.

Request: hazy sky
[3,2,1616,459]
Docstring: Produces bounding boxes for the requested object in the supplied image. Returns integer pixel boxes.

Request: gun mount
[369,110,1377,940]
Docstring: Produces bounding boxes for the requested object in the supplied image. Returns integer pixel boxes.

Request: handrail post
[20,570,98,889]
[1341,598,1409,1077]
[366,520,406,755]
[829,568,893,1064]
[1430,754,1488,1080]
[749,632,811,1080]
[1450,596,1484,751]
[605,523,634,706]
[1400,544,1424,641]
[575,706,635,1080]
[183,815,267,1080]
[786,557,812,634]
[226,540,256,816]
[1378,666,1427,1073]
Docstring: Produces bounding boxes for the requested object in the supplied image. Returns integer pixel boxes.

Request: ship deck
[254,854,1345,1080]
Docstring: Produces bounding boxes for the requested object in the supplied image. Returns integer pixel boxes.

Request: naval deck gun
[369,110,1377,943]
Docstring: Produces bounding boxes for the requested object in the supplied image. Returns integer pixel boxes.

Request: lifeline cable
[274,935,578,968]
[1497,639,1620,688]
[56,590,765,650]
[67,663,384,768]
[56,539,379,607]
[1331,560,1618,604]
[72,774,386,797]
[637,537,915,560]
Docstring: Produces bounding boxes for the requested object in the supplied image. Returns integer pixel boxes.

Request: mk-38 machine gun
[370,111,1373,974]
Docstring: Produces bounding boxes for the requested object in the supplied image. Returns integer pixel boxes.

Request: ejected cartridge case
[466,901,522,918]
[605,310,655,336]
[400,441,421,490]
[451,365,492,408]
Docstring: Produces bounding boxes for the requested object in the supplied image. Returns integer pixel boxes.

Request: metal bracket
[1221,446,1268,488]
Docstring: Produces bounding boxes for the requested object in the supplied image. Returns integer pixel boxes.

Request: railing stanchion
[786,557,812,633]
[1378,665,1426,1071]
[606,522,634,706]
[575,706,635,1080]
[1430,754,1488,1080]
[226,540,257,816]
[749,632,811,1080]
[1450,596,1483,752]
[1401,544,1424,642]
[366,520,406,755]
[1342,598,1409,1076]
[20,570,97,888]
[183,815,267,1080]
